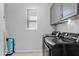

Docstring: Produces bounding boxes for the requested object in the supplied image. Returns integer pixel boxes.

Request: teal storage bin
[6,38,15,56]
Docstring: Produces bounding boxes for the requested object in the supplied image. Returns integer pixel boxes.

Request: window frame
[26,8,37,30]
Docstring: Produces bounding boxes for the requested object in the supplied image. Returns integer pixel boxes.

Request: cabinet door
[50,3,62,24]
[50,4,55,24]
[62,3,77,19]
[54,3,62,22]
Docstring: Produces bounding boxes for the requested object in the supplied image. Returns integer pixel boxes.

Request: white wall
[56,16,79,33]
[0,3,6,56]
[5,3,53,51]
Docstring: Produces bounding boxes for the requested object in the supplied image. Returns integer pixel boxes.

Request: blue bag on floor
[6,38,15,55]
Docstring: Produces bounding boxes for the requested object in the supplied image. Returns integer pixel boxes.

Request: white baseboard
[15,50,42,53]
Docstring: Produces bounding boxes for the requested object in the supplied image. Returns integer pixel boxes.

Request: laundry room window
[26,8,37,30]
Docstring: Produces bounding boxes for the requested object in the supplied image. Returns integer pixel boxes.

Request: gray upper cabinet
[62,3,77,19]
[50,3,79,25]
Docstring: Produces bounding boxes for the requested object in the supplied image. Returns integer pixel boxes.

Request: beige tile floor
[12,52,42,56]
